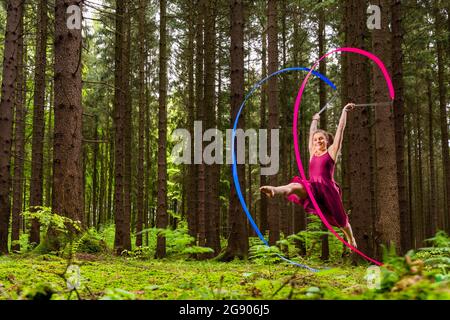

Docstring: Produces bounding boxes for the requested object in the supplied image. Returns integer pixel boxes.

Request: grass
[1,253,448,300]
[0,253,367,300]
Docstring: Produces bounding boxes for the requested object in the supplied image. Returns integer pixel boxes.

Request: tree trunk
[372,0,401,254]
[318,0,329,261]
[91,117,99,228]
[0,0,25,254]
[122,0,132,252]
[391,0,410,253]
[113,0,131,254]
[434,5,450,233]
[186,0,197,241]
[259,22,268,235]
[30,0,48,245]
[11,15,26,252]
[195,0,206,249]
[427,77,437,237]
[203,0,220,256]
[51,0,84,247]
[267,0,279,246]
[414,88,424,247]
[156,0,168,258]
[345,0,375,260]
[45,80,53,208]
[136,0,146,248]
[218,0,248,261]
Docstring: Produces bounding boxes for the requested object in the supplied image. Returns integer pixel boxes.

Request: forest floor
[0,253,449,300]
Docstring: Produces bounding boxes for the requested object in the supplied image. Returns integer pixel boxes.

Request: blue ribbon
[231,67,336,272]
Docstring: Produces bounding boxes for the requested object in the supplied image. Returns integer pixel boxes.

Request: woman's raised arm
[309,113,320,155]
[329,103,354,160]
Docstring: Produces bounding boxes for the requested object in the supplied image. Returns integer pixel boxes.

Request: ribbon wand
[317,91,339,115]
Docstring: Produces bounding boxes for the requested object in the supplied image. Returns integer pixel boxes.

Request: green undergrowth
[0,249,448,300]
[1,213,449,300]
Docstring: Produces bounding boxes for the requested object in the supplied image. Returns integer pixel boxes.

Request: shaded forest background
[0,0,449,265]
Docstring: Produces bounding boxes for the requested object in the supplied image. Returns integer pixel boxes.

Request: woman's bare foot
[260,186,275,198]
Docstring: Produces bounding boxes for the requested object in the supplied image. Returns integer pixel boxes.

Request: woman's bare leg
[341,223,357,248]
[260,183,307,199]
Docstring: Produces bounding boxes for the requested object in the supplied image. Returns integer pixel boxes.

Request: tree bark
[30,0,48,245]
[0,0,24,254]
[345,0,375,260]
[391,0,410,253]
[195,0,206,249]
[11,15,25,252]
[267,0,279,246]
[427,77,437,237]
[259,20,268,235]
[186,0,197,241]
[156,0,168,258]
[318,0,329,261]
[113,0,131,254]
[136,0,146,247]
[51,0,84,246]
[218,0,249,261]
[372,0,401,254]
[122,0,132,252]
[203,0,220,256]
[434,5,450,233]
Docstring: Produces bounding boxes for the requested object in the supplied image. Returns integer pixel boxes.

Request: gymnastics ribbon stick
[354,101,393,107]
[317,90,340,115]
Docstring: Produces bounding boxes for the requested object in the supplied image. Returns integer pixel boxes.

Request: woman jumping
[260,103,358,248]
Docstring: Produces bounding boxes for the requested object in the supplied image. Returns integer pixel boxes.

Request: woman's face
[313,132,327,151]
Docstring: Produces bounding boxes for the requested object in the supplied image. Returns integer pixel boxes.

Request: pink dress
[287,151,349,228]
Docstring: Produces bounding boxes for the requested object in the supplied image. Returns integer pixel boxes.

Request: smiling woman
[261,103,357,250]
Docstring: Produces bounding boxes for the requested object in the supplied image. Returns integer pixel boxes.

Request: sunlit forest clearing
[0,0,449,301]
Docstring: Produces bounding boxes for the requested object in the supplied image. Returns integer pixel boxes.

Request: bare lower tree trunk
[203,0,220,256]
[195,0,206,249]
[434,6,450,233]
[218,0,248,261]
[259,23,268,235]
[372,0,401,254]
[11,16,26,252]
[414,90,424,247]
[51,0,84,248]
[267,0,279,246]
[122,0,132,253]
[406,109,414,247]
[156,0,168,258]
[30,0,48,245]
[0,0,25,254]
[186,0,197,241]
[91,117,99,228]
[391,0,409,253]
[113,0,131,254]
[135,0,146,247]
[427,78,437,237]
[318,0,329,261]
[345,0,375,260]
[45,81,53,208]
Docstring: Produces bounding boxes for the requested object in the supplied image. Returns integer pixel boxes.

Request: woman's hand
[260,186,275,198]
[312,113,320,121]
[344,103,355,112]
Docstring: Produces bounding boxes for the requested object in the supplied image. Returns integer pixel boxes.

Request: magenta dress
[287,151,349,228]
